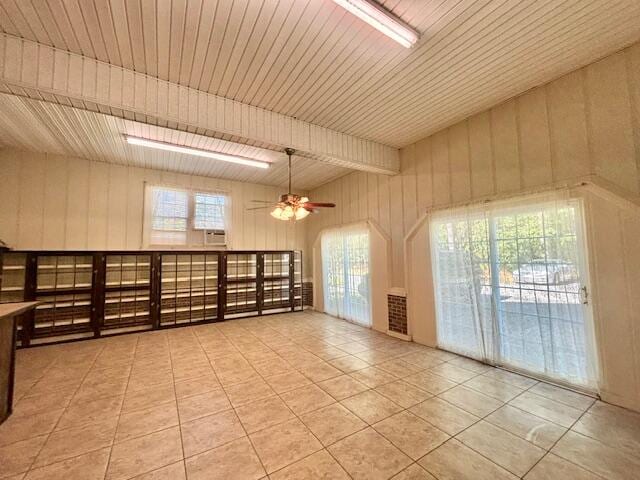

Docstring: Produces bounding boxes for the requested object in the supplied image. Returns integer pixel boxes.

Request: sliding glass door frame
[320,225,372,327]
[431,195,599,392]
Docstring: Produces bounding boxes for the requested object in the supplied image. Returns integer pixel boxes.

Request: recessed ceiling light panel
[125,136,271,169]
[332,0,419,48]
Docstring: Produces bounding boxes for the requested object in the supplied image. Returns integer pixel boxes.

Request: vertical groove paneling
[305,47,640,413]
[401,145,418,237]
[415,137,432,210]
[620,211,640,405]
[367,173,379,223]
[517,88,553,188]
[125,167,145,249]
[377,174,391,243]
[491,99,520,193]
[468,111,494,198]
[431,130,450,206]
[358,172,368,221]
[546,70,590,181]
[389,172,404,286]
[628,43,640,194]
[587,197,635,403]
[585,52,638,194]
[0,93,353,191]
[87,160,109,249]
[42,153,68,249]
[17,151,45,249]
[106,164,128,249]
[0,33,400,174]
[2,1,640,146]
[308,44,640,290]
[0,149,19,246]
[65,157,90,249]
[0,149,305,254]
[448,121,471,203]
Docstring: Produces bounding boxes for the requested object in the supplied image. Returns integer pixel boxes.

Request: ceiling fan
[248,148,335,221]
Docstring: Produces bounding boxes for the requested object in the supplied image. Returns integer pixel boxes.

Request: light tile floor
[1,311,639,479]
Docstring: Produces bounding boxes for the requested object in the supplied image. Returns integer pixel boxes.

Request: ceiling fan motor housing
[280,193,303,205]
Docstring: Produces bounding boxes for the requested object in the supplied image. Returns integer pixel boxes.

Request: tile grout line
[429,375,546,479]
[101,336,139,480]
[518,396,602,479]
[214,327,496,477]
[212,324,354,479]
[169,329,197,480]
[7,313,618,480]
[205,326,470,477]
[192,325,273,479]
[425,371,600,479]
[23,341,108,477]
[18,339,181,478]
[223,320,413,475]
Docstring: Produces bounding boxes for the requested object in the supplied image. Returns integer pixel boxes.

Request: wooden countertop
[0,302,40,321]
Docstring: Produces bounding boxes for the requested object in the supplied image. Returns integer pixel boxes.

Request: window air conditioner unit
[203,229,226,246]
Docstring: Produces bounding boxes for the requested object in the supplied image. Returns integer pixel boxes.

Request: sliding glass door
[321,226,371,326]
[431,197,598,389]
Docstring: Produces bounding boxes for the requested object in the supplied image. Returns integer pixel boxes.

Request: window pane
[194,193,226,231]
[152,188,188,232]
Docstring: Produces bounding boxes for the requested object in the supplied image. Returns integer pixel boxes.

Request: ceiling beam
[0,33,399,175]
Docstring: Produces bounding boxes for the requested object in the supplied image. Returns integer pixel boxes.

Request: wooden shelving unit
[224,253,258,318]
[32,254,94,343]
[102,254,152,334]
[160,253,219,326]
[294,250,303,310]
[0,253,26,303]
[262,252,293,314]
[0,249,301,346]
[0,252,27,344]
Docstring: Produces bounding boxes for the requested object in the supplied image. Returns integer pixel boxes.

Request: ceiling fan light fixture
[269,203,310,221]
[270,207,284,219]
[262,147,334,221]
[295,207,310,220]
[283,205,295,219]
[331,0,419,48]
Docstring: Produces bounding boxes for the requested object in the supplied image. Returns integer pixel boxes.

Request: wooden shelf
[1,249,302,346]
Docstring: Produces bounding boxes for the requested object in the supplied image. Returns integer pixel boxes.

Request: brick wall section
[303,282,313,307]
[387,294,407,335]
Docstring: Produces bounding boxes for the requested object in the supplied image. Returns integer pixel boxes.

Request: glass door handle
[580,286,589,305]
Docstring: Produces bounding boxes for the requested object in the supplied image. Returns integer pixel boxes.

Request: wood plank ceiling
[1,0,638,148]
[0,93,350,190]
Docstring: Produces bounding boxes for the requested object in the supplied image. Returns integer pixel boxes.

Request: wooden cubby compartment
[0,250,302,347]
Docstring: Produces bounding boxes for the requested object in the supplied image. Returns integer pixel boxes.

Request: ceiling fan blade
[303,202,336,208]
[249,200,276,203]
[246,206,273,210]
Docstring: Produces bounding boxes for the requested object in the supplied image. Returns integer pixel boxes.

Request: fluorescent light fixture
[331,0,419,48]
[125,136,271,169]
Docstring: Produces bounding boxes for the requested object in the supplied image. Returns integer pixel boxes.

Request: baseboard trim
[386,329,412,341]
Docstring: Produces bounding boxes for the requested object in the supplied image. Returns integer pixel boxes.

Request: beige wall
[0,149,307,258]
[308,43,640,287]
[308,42,640,411]
[583,189,640,411]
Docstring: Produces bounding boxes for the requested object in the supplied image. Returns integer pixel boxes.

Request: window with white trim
[144,185,229,247]
[193,192,226,232]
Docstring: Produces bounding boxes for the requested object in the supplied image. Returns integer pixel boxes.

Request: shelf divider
[91,252,106,338]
